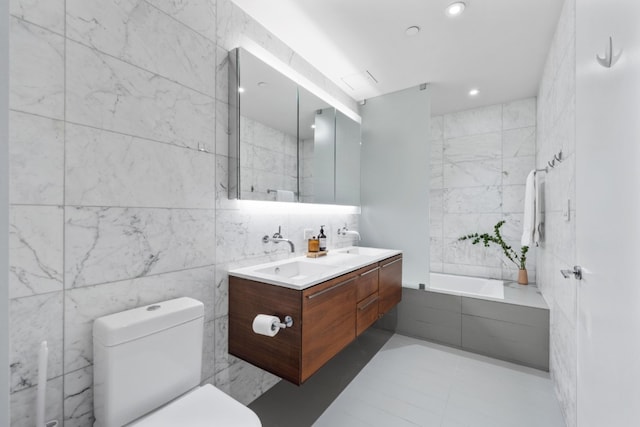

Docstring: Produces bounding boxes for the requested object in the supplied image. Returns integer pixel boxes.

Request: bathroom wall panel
[9,205,63,298]
[66,41,215,152]
[64,207,215,288]
[9,0,64,34]
[9,111,64,205]
[65,124,216,209]
[67,0,217,96]
[430,97,537,283]
[146,0,217,41]
[535,0,577,424]
[9,17,64,119]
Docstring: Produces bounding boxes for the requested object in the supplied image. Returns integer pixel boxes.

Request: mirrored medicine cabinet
[228,48,361,205]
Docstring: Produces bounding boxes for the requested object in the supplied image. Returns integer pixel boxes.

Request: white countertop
[228,246,402,290]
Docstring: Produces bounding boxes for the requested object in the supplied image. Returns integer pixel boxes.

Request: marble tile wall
[535,0,577,426]
[8,0,359,425]
[430,98,537,283]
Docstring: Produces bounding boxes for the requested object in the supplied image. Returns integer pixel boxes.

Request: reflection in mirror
[229,48,299,201]
[335,111,361,205]
[298,86,334,204]
[229,47,362,205]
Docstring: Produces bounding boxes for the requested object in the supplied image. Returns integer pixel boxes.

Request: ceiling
[231,0,564,115]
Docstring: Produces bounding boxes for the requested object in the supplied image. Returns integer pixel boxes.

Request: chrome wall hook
[596,36,622,68]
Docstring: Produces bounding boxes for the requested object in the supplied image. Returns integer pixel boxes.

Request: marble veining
[10,376,63,427]
[9,17,64,119]
[432,98,537,281]
[65,206,215,288]
[66,41,215,152]
[147,0,216,41]
[10,0,65,34]
[65,124,216,209]
[9,206,63,299]
[63,367,94,427]
[66,0,216,96]
[9,111,64,205]
[10,292,63,393]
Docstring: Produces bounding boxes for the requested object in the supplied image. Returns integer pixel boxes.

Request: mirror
[229,48,299,201]
[229,48,361,205]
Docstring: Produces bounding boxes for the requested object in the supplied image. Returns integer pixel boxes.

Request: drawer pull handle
[360,267,380,277]
[381,258,402,269]
[358,296,379,311]
[306,277,356,299]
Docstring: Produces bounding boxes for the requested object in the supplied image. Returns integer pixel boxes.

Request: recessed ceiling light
[405,26,420,37]
[238,87,245,93]
[469,88,479,96]
[257,81,268,87]
[446,2,466,17]
[311,124,316,129]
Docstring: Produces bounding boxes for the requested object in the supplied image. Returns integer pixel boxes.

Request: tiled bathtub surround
[430,98,537,283]
[8,0,359,426]
[535,0,577,426]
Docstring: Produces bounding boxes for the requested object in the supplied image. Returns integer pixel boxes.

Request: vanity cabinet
[378,255,403,315]
[229,255,402,385]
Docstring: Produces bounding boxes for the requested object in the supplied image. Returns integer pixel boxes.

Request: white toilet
[92,297,262,427]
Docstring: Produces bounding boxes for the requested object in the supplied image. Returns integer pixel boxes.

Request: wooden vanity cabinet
[378,255,403,315]
[228,255,402,385]
[301,273,357,382]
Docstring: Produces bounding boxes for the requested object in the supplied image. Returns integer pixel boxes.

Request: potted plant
[458,220,530,285]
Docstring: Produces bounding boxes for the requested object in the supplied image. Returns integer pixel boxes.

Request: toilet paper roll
[252,314,281,337]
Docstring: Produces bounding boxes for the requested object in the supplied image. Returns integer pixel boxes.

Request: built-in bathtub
[387,273,550,371]
[427,272,504,300]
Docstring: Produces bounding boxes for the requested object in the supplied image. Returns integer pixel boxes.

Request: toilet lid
[129,384,262,427]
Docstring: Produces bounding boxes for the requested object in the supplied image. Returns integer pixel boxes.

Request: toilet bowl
[92,297,261,427]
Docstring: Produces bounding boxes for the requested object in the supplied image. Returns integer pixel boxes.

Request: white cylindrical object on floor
[36,341,48,427]
[252,315,280,337]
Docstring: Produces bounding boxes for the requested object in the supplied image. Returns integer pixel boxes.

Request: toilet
[92,297,261,427]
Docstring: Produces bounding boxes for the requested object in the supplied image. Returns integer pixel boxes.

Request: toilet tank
[93,297,204,427]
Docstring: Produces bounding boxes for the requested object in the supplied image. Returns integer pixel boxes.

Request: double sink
[229,246,401,290]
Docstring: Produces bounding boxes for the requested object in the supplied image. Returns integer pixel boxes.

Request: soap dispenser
[318,226,327,251]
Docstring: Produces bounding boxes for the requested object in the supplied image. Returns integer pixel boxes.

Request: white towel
[521,170,536,246]
[275,190,295,202]
[534,173,543,245]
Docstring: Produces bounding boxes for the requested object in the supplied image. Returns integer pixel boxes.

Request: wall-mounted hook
[548,159,556,168]
[554,150,563,163]
[596,36,622,68]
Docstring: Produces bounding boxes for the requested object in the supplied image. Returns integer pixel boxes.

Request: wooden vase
[517,269,528,285]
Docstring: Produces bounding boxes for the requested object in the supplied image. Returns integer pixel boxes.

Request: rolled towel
[521,170,536,246]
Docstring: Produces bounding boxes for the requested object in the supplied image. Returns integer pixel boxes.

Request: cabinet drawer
[356,266,379,301]
[356,293,379,336]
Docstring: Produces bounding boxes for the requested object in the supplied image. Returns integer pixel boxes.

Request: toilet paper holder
[273,315,294,331]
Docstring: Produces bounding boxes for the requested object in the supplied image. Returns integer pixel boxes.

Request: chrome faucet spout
[337,225,361,241]
[262,226,295,253]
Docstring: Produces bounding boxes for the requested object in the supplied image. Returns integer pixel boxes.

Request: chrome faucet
[262,226,295,253]
[337,224,361,240]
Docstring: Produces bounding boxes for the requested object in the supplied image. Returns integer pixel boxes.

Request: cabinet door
[357,293,379,336]
[378,255,402,315]
[301,274,357,382]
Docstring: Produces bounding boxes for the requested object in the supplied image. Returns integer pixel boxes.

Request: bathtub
[427,272,504,300]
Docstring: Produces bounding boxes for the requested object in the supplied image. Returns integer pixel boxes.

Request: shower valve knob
[560,266,582,280]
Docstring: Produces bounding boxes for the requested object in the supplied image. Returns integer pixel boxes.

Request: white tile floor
[313,334,565,427]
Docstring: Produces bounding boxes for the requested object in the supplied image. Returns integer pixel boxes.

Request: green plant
[458,220,529,270]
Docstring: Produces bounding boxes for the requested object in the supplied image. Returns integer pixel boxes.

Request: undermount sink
[336,247,391,256]
[253,261,337,280]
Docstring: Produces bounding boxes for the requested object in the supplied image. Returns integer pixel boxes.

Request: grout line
[61,0,67,419]
[65,37,216,100]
